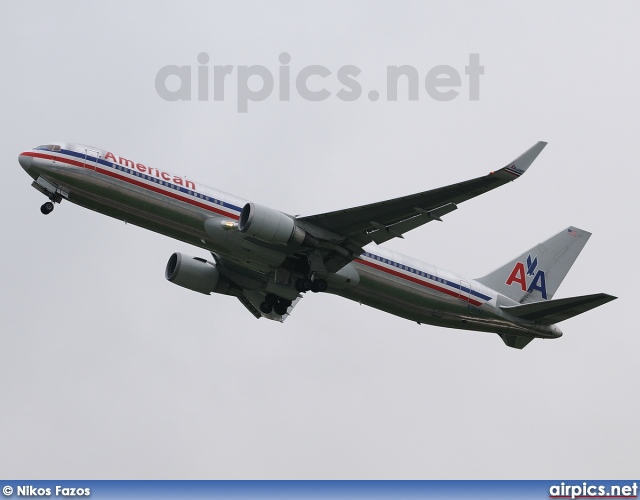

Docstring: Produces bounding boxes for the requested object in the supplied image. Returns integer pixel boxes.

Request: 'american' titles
[104,152,195,190]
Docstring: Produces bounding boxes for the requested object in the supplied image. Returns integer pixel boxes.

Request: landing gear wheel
[295,277,314,292]
[280,298,292,308]
[311,279,328,293]
[40,202,54,215]
[259,302,273,314]
[265,293,279,305]
[273,303,288,316]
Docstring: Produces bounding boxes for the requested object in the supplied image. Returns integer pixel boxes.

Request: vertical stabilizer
[476,227,591,303]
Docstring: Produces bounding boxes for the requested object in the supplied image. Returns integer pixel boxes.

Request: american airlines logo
[104,152,196,190]
[507,163,524,174]
[505,254,548,299]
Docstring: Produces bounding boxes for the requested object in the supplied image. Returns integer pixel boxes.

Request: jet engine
[238,202,306,246]
[165,252,235,295]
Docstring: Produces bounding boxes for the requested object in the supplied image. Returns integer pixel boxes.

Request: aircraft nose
[18,153,33,172]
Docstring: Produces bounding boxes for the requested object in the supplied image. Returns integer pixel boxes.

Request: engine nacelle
[165,252,233,295]
[238,202,305,246]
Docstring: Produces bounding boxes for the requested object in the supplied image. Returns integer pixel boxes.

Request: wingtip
[567,226,592,239]
[499,141,548,178]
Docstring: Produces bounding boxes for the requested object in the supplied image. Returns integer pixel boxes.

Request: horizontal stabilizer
[500,293,617,324]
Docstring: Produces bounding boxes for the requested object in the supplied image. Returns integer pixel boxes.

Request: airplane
[18,141,616,349]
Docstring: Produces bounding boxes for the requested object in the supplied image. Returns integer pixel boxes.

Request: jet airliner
[18,142,616,349]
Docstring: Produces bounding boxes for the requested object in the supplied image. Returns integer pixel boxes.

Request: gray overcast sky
[0,1,638,479]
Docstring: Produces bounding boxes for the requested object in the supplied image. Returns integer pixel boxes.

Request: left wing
[212,252,303,322]
[299,141,547,248]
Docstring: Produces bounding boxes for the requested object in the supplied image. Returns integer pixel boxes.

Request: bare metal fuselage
[19,143,562,342]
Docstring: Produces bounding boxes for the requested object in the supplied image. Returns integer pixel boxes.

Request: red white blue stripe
[356,251,491,306]
[24,149,243,220]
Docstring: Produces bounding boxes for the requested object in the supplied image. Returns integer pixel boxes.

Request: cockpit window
[35,144,61,152]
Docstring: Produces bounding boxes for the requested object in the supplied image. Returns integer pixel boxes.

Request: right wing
[298,142,547,270]
[299,142,547,246]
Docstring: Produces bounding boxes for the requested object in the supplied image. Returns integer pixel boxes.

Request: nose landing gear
[32,176,66,215]
[40,201,55,215]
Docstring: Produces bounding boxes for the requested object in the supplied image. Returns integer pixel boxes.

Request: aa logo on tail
[505,254,547,299]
